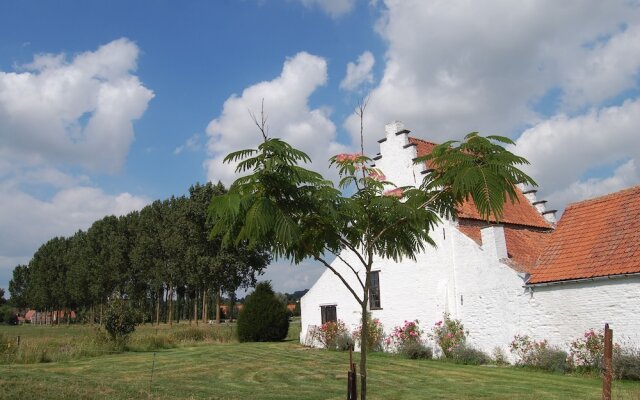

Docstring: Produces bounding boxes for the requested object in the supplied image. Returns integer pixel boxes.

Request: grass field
[1,323,639,399]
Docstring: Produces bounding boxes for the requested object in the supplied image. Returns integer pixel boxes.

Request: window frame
[368,270,382,310]
[320,305,337,324]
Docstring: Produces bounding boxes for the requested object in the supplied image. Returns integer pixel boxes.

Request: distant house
[300,122,640,357]
[25,309,76,324]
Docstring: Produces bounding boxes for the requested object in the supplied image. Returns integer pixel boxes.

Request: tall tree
[8,264,30,308]
[210,123,535,399]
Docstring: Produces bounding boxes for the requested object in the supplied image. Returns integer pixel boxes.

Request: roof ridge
[408,136,439,146]
[564,184,640,210]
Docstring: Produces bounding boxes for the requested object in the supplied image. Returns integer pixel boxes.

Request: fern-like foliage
[415,132,537,222]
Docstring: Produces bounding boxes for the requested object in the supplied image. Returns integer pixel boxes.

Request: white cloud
[298,0,356,19]
[562,24,640,110]
[174,133,202,155]
[514,99,640,208]
[345,0,640,155]
[0,183,148,290]
[340,51,375,91]
[0,38,154,173]
[547,160,639,211]
[0,39,154,292]
[205,52,348,185]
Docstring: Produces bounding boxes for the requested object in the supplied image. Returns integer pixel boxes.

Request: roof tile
[528,185,640,284]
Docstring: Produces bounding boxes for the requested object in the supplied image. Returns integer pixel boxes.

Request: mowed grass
[1,323,639,399]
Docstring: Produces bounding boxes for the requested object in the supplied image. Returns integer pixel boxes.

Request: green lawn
[1,324,639,399]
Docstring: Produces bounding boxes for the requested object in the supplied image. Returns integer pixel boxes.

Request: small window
[320,305,337,324]
[369,271,381,309]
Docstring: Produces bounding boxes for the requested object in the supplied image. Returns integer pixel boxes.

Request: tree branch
[333,250,365,291]
[249,99,268,142]
[314,256,363,305]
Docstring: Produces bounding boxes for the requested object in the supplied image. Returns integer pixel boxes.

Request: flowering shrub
[309,320,351,350]
[509,334,547,365]
[568,329,605,370]
[509,334,571,372]
[385,320,423,352]
[429,314,467,358]
[353,317,385,352]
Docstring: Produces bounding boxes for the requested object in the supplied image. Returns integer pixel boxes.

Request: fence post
[347,345,357,400]
[602,323,612,400]
[16,336,20,346]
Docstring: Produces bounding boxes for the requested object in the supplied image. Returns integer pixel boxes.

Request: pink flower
[446,333,454,338]
[384,188,404,198]
[368,170,386,181]
[335,153,361,162]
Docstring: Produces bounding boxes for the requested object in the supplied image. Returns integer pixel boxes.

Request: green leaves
[416,132,537,222]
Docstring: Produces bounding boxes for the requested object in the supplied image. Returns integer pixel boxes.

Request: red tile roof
[408,137,437,169]
[528,185,640,284]
[458,221,552,273]
[457,190,552,229]
[410,136,552,229]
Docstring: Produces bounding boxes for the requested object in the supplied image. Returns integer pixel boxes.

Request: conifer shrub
[237,282,289,342]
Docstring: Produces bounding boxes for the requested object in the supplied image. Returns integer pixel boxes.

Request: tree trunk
[194,289,199,326]
[202,288,207,323]
[168,282,174,328]
[215,288,221,324]
[360,268,372,400]
[99,303,103,325]
[156,288,161,326]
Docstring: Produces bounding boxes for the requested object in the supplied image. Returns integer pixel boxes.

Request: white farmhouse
[300,121,640,356]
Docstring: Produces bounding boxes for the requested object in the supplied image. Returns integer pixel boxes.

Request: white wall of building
[300,121,640,358]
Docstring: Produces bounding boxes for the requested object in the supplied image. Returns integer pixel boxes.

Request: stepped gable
[528,185,640,284]
[410,135,553,272]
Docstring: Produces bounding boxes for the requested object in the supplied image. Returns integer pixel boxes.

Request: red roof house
[528,185,640,284]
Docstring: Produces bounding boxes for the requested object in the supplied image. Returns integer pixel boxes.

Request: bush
[492,347,509,365]
[429,313,467,358]
[308,320,351,350]
[510,334,546,366]
[385,320,423,352]
[0,305,18,325]
[335,331,355,351]
[237,282,289,342]
[569,329,605,371]
[614,346,640,381]
[452,344,491,365]
[103,296,138,346]
[534,346,571,373]
[509,334,571,373]
[401,341,432,359]
[353,315,384,352]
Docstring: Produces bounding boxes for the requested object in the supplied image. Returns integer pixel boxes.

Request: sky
[1,0,640,296]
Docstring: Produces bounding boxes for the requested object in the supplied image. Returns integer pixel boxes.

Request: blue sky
[1,0,640,295]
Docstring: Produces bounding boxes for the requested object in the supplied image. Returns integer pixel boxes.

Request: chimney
[481,225,508,260]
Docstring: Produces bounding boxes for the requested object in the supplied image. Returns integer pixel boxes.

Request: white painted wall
[300,121,640,358]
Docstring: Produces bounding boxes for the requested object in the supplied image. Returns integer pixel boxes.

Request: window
[320,305,337,324]
[369,271,381,309]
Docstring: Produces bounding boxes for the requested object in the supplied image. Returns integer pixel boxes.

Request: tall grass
[0,322,241,364]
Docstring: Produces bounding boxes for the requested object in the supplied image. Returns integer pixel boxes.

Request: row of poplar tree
[8,182,271,325]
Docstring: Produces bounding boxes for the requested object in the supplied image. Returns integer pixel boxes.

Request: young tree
[210,116,535,399]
